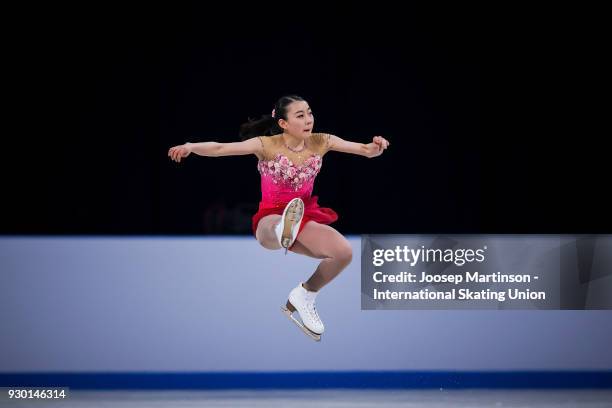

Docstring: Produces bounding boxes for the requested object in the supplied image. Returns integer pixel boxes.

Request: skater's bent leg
[288,234,326,259]
[292,221,353,292]
[255,215,282,250]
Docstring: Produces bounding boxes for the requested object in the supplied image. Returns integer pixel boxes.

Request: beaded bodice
[256,133,332,205]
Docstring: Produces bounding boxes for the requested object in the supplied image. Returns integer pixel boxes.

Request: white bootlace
[305,292,322,324]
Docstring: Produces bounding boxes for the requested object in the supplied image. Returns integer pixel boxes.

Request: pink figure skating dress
[252,133,338,250]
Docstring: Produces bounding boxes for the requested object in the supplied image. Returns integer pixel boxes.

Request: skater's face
[279,100,314,139]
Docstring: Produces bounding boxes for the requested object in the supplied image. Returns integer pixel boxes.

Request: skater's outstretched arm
[328,134,390,158]
[168,137,264,163]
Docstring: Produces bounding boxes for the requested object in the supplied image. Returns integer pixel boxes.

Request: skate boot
[280,282,324,341]
[274,197,304,255]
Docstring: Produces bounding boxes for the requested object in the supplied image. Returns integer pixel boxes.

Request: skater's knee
[256,219,280,250]
[333,242,353,265]
[255,228,265,246]
[257,235,280,250]
[257,232,282,250]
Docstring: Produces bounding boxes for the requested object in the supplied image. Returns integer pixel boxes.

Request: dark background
[2,3,607,235]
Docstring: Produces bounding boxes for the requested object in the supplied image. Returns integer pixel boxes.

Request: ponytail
[238,94,305,140]
[239,114,281,140]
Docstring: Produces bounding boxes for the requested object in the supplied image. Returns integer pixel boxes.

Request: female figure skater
[168,95,389,341]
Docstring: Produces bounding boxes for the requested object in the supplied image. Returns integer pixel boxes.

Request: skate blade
[280,305,321,342]
[281,200,304,249]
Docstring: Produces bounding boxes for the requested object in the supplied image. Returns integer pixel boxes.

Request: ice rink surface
[3,389,612,408]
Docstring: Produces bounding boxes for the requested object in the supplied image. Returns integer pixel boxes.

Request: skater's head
[239,95,313,140]
[277,99,314,140]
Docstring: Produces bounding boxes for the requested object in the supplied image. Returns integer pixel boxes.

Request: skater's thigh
[288,239,326,259]
[293,221,352,260]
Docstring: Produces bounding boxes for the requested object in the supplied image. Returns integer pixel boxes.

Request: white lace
[305,292,322,324]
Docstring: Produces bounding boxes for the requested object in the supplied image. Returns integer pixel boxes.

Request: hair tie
[271,109,276,118]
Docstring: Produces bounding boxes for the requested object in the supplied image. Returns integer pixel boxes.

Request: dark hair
[239,95,306,140]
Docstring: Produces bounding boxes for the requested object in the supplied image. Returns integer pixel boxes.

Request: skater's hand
[370,136,390,158]
[168,143,192,163]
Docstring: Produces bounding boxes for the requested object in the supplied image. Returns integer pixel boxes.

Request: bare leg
[255,214,282,250]
[288,232,326,259]
[289,221,353,292]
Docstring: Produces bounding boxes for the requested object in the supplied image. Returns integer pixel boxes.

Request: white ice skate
[274,197,304,255]
[280,282,324,342]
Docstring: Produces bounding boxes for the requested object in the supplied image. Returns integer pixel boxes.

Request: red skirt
[252,195,338,249]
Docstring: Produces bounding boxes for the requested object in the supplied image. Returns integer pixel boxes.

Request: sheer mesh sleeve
[311,133,333,156]
[320,133,333,155]
[257,136,266,160]
[323,133,332,153]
